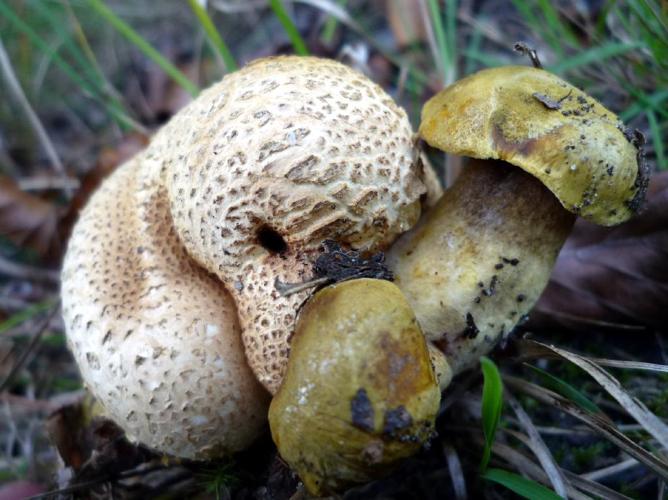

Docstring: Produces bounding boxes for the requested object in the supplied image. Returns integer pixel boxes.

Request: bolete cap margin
[419,65,649,225]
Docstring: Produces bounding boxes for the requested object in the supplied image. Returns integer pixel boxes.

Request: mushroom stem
[387,158,575,374]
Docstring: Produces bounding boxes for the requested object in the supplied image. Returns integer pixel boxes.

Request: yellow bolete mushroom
[269,278,442,496]
[61,56,439,458]
[387,66,649,372]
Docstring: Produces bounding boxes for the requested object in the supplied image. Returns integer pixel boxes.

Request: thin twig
[0,255,60,284]
[418,0,445,84]
[582,457,640,481]
[504,375,668,480]
[0,37,69,193]
[537,309,646,330]
[0,303,59,393]
[26,464,172,499]
[588,358,668,373]
[470,434,592,500]
[506,393,569,497]
[274,276,330,296]
[513,41,543,69]
[18,176,80,192]
[442,443,467,500]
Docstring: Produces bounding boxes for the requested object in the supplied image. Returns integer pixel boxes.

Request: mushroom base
[387,159,575,373]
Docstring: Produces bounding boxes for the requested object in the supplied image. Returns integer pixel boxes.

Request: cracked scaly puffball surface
[61,55,440,458]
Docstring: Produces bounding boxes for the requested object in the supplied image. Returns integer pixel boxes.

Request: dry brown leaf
[130,48,203,125]
[95,132,149,175]
[0,175,63,258]
[386,0,426,48]
[46,394,149,475]
[533,171,668,330]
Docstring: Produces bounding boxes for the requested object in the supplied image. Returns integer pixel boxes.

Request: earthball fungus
[61,56,439,458]
[388,65,649,373]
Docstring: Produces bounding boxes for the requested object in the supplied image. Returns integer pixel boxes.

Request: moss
[572,441,612,471]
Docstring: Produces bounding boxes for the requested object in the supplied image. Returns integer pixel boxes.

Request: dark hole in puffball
[257,225,288,254]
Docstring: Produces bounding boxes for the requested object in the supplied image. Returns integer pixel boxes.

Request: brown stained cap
[269,279,440,495]
[419,65,649,226]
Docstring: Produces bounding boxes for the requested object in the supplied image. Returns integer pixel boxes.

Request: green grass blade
[186,0,237,72]
[639,0,668,33]
[647,110,666,170]
[0,1,139,130]
[621,85,668,121]
[510,0,557,52]
[628,1,668,45]
[549,41,644,74]
[320,0,347,44]
[31,0,136,130]
[268,0,309,55]
[483,468,564,500]
[445,0,457,83]
[535,0,578,48]
[463,49,506,68]
[510,0,540,31]
[427,0,449,83]
[480,356,503,472]
[620,89,668,122]
[464,22,483,74]
[31,1,102,87]
[87,0,199,97]
[0,299,56,334]
[292,0,430,91]
[525,364,602,414]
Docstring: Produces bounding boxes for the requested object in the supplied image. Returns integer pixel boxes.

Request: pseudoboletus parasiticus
[387,65,649,373]
[269,279,443,496]
[267,64,650,496]
[61,56,440,459]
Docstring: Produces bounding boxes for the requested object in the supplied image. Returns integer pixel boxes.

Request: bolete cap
[419,66,649,225]
[269,278,440,495]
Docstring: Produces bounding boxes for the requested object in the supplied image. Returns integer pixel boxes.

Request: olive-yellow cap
[420,66,648,225]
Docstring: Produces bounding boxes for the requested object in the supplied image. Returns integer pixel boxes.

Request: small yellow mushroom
[269,278,442,496]
[388,66,649,374]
